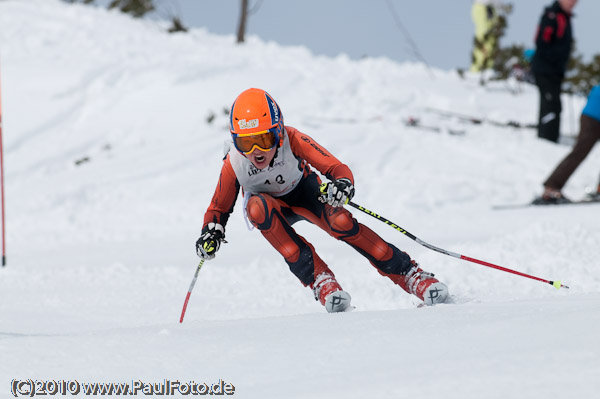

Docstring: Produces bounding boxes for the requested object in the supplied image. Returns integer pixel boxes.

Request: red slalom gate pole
[0,64,5,267]
[348,201,569,289]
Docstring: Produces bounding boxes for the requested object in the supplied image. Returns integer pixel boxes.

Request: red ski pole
[0,64,6,267]
[347,201,569,289]
[179,259,205,323]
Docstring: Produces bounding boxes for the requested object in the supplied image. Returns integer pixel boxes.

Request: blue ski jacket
[582,86,600,123]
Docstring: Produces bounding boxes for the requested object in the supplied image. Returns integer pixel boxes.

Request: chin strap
[268,146,279,168]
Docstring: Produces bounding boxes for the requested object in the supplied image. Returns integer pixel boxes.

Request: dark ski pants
[535,73,563,143]
[544,114,600,190]
[245,173,413,287]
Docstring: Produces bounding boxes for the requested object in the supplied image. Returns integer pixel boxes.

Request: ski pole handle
[318,182,351,205]
[318,182,329,203]
[180,259,206,323]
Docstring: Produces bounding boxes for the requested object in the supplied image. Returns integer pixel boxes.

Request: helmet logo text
[270,100,279,122]
[238,119,259,129]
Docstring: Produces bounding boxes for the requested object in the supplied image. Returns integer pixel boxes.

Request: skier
[470,0,507,73]
[535,85,600,204]
[195,88,449,312]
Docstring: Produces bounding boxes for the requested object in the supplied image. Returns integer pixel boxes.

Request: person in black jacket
[531,0,577,143]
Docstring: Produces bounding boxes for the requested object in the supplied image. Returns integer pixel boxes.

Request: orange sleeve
[287,127,354,183]
[203,154,240,229]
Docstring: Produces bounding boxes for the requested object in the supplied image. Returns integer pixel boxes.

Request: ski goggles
[232,127,280,154]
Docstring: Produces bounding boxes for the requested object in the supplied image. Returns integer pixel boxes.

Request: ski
[404,117,465,136]
[416,294,458,308]
[425,107,537,129]
[493,196,600,210]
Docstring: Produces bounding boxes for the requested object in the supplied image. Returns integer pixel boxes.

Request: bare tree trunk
[168,17,188,33]
[236,0,248,43]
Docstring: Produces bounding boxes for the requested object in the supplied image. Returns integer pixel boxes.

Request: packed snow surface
[0,1,599,398]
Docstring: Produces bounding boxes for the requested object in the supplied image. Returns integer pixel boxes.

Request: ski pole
[179,259,206,323]
[0,64,6,267]
[347,201,569,289]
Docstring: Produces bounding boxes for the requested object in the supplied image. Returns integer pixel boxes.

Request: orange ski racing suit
[203,126,414,288]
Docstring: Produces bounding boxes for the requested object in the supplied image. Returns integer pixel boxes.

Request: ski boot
[399,261,449,306]
[532,188,571,205]
[312,273,352,313]
[585,185,600,201]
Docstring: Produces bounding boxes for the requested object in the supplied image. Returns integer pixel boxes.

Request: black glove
[319,178,355,207]
[196,223,226,260]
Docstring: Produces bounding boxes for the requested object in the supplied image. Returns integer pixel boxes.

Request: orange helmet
[229,88,284,154]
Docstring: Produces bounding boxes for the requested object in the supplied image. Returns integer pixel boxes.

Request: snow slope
[0,1,599,398]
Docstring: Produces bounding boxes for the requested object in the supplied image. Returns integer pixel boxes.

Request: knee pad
[246,194,270,226]
[329,209,357,233]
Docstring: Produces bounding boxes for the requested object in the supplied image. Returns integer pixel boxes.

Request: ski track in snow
[1,1,599,398]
